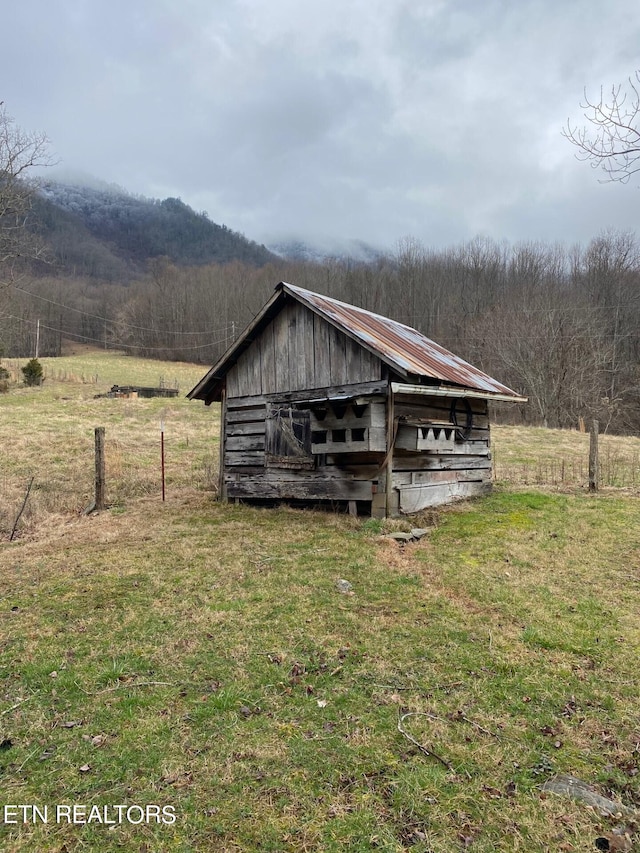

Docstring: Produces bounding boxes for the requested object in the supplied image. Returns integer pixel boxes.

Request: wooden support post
[218,388,228,502]
[385,386,395,517]
[95,427,106,510]
[589,419,599,493]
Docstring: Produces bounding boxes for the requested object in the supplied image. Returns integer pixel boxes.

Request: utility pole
[35,319,40,359]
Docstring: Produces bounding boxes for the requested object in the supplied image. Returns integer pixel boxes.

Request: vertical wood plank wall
[226,301,381,398]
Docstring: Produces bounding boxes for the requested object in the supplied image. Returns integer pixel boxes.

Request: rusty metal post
[589,419,599,493]
[160,419,166,502]
[95,427,105,510]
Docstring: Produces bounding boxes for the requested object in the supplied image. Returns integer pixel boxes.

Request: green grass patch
[1,353,639,850]
[1,491,639,851]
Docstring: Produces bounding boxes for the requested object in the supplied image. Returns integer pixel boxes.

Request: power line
[5,315,232,352]
[11,284,236,337]
[5,311,636,356]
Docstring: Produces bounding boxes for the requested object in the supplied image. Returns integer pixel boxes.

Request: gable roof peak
[188,282,525,403]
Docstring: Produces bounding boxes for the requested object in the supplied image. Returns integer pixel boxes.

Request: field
[1,352,639,852]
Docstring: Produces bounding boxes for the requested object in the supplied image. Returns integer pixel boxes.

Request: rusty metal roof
[282,283,522,397]
[188,282,525,402]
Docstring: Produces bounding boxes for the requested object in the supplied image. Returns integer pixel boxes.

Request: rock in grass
[389,532,413,543]
[410,528,430,539]
[335,579,353,594]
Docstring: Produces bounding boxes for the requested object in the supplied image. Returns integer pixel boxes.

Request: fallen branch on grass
[450,708,503,740]
[9,476,35,541]
[1,695,34,716]
[375,680,464,694]
[97,680,172,694]
[397,712,454,772]
[74,680,172,696]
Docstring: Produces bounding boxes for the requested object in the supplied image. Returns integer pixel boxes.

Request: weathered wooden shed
[188,282,526,516]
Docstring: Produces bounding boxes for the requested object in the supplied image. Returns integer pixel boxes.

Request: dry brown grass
[492,423,640,490]
[0,353,218,537]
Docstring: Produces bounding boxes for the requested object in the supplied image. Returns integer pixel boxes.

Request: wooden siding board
[294,304,310,390]
[345,335,362,383]
[394,397,489,425]
[226,421,266,436]
[314,313,332,387]
[219,389,227,500]
[391,454,491,471]
[266,381,387,405]
[273,308,290,393]
[395,394,488,412]
[399,480,491,513]
[226,435,266,452]
[328,323,348,385]
[400,469,492,486]
[231,350,249,395]
[287,302,301,392]
[226,409,267,424]
[225,473,372,501]
[249,335,262,396]
[302,306,316,389]
[260,323,276,395]
[361,346,382,382]
[224,450,266,467]
[225,348,260,398]
[227,394,267,408]
[226,365,240,398]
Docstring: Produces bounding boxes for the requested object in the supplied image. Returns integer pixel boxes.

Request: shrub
[22,358,44,386]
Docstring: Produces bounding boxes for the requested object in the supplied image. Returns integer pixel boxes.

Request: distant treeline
[3,231,640,435]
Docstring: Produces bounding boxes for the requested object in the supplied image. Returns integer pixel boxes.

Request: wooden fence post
[95,427,106,510]
[588,419,599,493]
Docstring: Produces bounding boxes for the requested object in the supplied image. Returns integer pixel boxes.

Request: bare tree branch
[0,102,54,287]
[564,72,640,184]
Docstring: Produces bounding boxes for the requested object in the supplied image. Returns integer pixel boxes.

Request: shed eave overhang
[391,382,528,404]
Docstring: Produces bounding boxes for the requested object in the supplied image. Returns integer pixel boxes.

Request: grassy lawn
[1,353,639,851]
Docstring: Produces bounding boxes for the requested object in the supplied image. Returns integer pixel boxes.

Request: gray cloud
[3,0,640,251]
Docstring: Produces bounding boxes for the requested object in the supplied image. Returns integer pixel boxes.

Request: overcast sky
[3,0,640,252]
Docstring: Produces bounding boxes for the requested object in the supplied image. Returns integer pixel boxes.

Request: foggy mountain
[34,177,277,280]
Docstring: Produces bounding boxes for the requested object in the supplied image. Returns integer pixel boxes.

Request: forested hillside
[1,175,639,435]
[35,179,276,278]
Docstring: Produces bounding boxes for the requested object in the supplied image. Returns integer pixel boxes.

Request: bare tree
[564,72,640,183]
[0,102,52,285]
